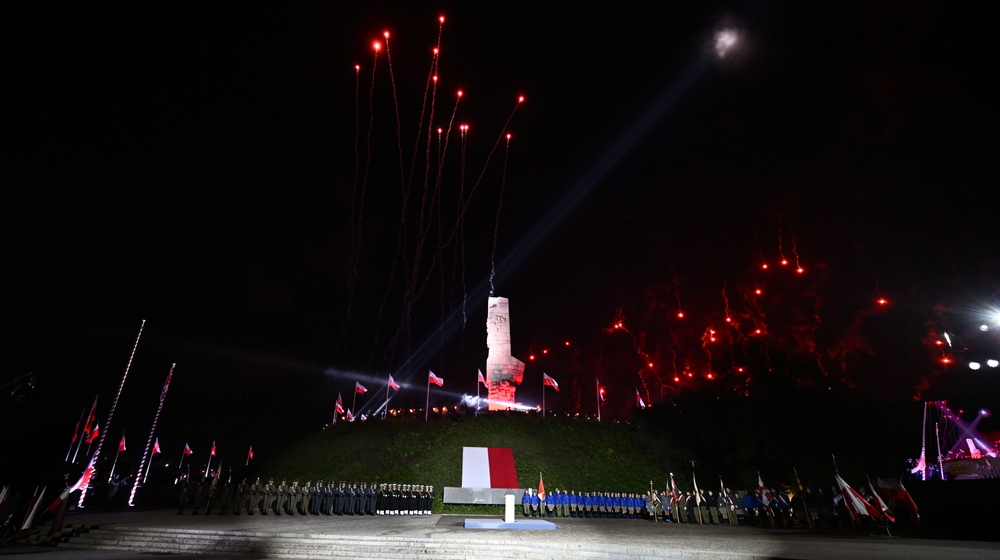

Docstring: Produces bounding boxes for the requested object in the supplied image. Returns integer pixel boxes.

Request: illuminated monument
[485,297,524,409]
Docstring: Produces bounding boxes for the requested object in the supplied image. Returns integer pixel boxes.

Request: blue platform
[464,518,557,530]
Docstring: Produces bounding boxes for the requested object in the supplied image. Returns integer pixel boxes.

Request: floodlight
[969,362,981,370]
[987,359,999,368]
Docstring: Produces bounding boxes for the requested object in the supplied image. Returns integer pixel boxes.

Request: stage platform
[464,516,556,529]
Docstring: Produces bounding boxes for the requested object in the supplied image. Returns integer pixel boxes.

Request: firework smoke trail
[346,44,380,343]
[382,32,407,201]
[488,133,512,297]
[458,124,469,325]
[790,229,804,272]
[777,224,788,266]
[755,229,769,269]
[673,268,685,319]
[339,64,362,346]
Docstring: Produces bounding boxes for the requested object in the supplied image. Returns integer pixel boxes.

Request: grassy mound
[258,415,669,512]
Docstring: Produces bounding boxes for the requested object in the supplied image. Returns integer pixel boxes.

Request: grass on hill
[257,415,671,513]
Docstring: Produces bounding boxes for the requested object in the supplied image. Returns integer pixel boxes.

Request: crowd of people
[520,485,902,530]
[176,477,434,517]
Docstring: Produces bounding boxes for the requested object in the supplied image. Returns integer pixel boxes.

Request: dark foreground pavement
[2,509,998,560]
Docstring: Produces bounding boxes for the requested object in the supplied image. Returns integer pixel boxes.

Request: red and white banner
[461,447,519,489]
[388,375,400,391]
[428,371,444,386]
[636,389,646,409]
[152,438,161,455]
[118,435,127,452]
[478,369,487,387]
[183,443,193,456]
[355,381,368,394]
[542,373,559,391]
[335,392,345,414]
[85,422,100,443]
[210,440,216,456]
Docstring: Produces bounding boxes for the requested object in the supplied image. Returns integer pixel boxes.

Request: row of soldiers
[177,477,434,516]
[521,489,649,518]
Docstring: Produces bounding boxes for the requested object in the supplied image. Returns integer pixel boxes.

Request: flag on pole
[335,392,345,414]
[152,438,161,455]
[18,487,46,534]
[757,473,772,506]
[355,381,368,394]
[537,473,546,501]
[478,369,488,386]
[669,473,681,503]
[542,373,560,391]
[85,422,100,443]
[388,375,400,391]
[118,434,127,452]
[183,443,193,456]
[636,388,646,409]
[70,410,84,443]
[83,396,99,436]
[248,446,254,460]
[866,476,895,523]
[835,473,884,523]
[877,477,920,527]
[346,409,355,422]
[428,371,444,386]
[693,471,701,506]
[210,440,217,456]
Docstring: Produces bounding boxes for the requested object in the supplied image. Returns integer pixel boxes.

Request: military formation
[521,489,649,518]
[177,477,434,517]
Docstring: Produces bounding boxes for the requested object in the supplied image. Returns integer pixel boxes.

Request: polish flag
[542,373,559,391]
[388,375,400,391]
[537,473,546,501]
[428,371,444,386]
[183,443,193,456]
[877,477,919,527]
[835,474,886,523]
[210,440,217,457]
[247,446,254,461]
[670,472,681,503]
[118,434,127,452]
[85,422,100,444]
[355,381,368,394]
[461,447,520,489]
[477,369,488,387]
[636,389,646,409]
[335,393,345,414]
[70,410,84,443]
[83,396,99,436]
[346,409,355,422]
[152,438,161,455]
[757,474,772,506]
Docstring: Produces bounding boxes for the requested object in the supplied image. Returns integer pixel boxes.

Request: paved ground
[2,509,998,560]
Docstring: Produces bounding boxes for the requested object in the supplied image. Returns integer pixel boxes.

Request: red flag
[537,474,546,501]
[877,477,920,527]
[835,474,883,523]
[757,473,773,506]
[478,369,488,387]
[866,476,896,523]
[152,438,161,455]
[247,446,254,460]
[636,388,646,409]
[183,443,193,456]
[355,381,368,394]
[428,371,444,386]
[210,440,216,457]
[70,409,84,443]
[85,422,100,443]
[118,434,126,452]
[388,375,400,391]
[346,409,354,422]
[335,392,345,414]
[83,396,98,436]
[669,473,681,502]
[542,373,560,391]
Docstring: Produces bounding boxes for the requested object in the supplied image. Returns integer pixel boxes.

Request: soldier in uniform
[309,481,322,515]
[217,479,234,515]
[234,478,248,515]
[249,477,262,515]
[177,478,194,514]
[275,480,288,515]
[299,481,312,514]
[204,476,220,515]
[191,477,209,515]
[288,480,299,515]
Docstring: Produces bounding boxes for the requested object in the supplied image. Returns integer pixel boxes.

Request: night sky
[7,2,999,476]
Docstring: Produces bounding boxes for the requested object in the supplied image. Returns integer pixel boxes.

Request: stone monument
[485,296,524,410]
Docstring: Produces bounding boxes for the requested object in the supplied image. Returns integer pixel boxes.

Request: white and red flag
[388,375,400,391]
[478,369,488,387]
[636,389,646,409]
[428,371,444,386]
[118,435,126,452]
[537,473,546,501]
[346,409,355,422]
[542,373,559,391]
[669,473,681,503]
[18,486,46,535]
[757,473,773,505]
[835,473,885,523]
[70,410,84,443]
[210,440,217,456]
[183,443,193,456]
[355,381,368,394]
[247,446,254,460]
[335,392,345,414]
[877,477,920,527]
[85,422,100,444]
[152,438,161,455]
[83,396,99,436]
[461,447,520,489]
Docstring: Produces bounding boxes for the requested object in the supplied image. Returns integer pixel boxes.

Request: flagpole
[205,442,213,477]
[476,369,481,417]
[66,408,85,462]
[541,377,546,419]
[596,377,601,422]
[80,319,146,507]
[74,396,99,464]
[108,432,123,483]
[129,363,174,507]
[425,375,431,422]
[353,386,358,417]
[385,375,390,420]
